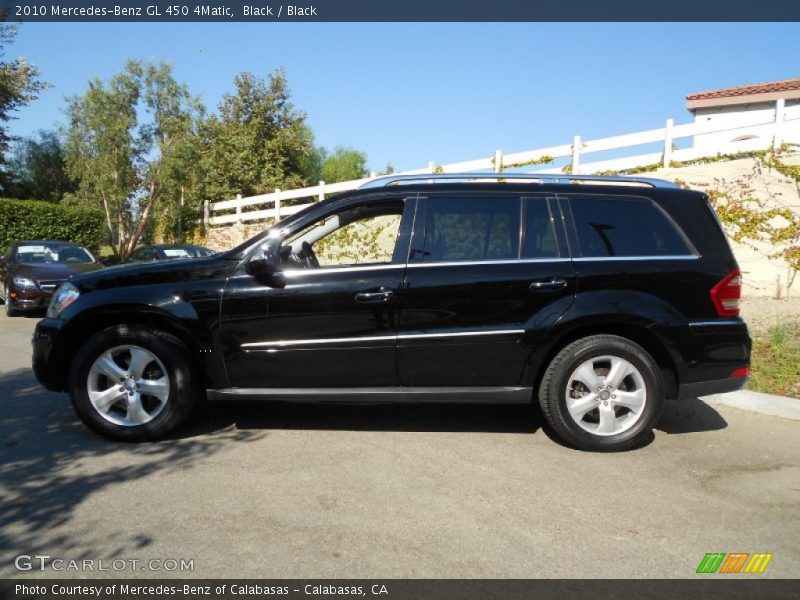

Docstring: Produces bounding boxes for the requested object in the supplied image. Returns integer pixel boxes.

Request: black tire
[68,325,202,441]
[538,335,664,452]
[4,285,20,317]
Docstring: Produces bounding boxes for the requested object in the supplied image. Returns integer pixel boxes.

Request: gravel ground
[740,297,800,335]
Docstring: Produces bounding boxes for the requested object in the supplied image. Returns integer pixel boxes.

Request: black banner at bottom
[2,580,800,600]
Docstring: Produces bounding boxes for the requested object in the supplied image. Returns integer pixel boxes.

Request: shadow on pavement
[0,367,264,575]
[657,397,728,434]
[182,400,544,437]
[181,394,727,443]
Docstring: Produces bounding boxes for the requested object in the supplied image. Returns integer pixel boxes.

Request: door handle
[529,278,567,291]
[355,287,394,303]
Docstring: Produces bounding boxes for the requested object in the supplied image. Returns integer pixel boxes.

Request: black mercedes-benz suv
[32,174,751,451]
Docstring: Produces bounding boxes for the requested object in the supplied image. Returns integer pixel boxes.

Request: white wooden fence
[205,112,799,227]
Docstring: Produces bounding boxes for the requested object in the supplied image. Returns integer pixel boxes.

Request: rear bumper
[672,318,751,400]
[676,376,747,400]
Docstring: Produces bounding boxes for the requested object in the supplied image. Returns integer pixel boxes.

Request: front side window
[280,200,404,269]
[568,195,692,257]
[422,197,521,262]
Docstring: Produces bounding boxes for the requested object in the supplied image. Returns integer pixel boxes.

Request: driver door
[220,196,415,390]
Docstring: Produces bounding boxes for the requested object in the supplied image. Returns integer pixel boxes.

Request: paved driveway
[1,312,798,579]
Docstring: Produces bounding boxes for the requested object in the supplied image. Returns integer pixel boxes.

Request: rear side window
[423,197,520,262]
[568,195,692,257]
[523,199,559,258]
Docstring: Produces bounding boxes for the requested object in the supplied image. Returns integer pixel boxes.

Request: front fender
[44,281,227,390]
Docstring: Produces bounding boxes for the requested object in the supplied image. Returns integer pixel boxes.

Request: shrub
[0,198,105,254]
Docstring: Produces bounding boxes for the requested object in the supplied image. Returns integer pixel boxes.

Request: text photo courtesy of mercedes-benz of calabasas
[31,174,751,451]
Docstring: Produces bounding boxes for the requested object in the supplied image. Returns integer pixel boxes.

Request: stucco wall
[651,153,800,297]
[693,99,800,154]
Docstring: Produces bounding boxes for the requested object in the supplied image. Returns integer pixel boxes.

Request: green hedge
[0,198,106,254]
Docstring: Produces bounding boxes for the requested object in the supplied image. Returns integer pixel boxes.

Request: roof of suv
[359,173,680,190]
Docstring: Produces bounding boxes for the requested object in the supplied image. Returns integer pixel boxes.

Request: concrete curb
[701,389,800,421]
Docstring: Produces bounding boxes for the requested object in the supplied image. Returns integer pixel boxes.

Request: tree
[0,25,50,181]
[299,138,327,184]
[5,130,74,202]
[64,60,204,260]
[321,145,369,183]
[200,69,314,202]
[153,123,206,242]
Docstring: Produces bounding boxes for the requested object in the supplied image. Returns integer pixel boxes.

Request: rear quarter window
[568,194,693,257]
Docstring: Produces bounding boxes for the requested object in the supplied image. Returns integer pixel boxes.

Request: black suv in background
[32,174,751,451]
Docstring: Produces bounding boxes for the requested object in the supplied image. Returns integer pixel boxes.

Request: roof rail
[359,173,679,189]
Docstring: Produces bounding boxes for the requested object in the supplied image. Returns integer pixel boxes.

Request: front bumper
[8,287,52,312]
[32,318,67,391]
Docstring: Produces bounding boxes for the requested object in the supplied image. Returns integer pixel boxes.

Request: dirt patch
[740,297,800,335]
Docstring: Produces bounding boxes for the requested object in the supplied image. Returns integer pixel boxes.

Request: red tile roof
[686,78,800,101]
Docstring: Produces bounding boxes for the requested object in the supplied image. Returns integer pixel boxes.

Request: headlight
[47,283,80,319]
[13,276,37,289]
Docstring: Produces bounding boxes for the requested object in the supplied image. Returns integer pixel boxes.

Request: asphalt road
[1,311,799,579]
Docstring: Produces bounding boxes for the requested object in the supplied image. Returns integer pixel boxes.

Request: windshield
[14,244,95,265]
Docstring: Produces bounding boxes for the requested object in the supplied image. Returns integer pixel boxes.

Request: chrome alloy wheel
[87,345,170,427]
[565,355,647,436]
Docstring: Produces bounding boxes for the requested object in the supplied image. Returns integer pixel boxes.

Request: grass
[747,321,800,399]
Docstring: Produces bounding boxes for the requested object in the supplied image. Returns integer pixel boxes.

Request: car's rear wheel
[538,335,664,452]
[69,325,201,441]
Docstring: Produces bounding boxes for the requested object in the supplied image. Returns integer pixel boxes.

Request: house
[686,77,800,154]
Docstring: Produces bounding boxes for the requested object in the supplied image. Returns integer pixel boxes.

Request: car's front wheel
[69,325,202,441]
[538,334,664,452]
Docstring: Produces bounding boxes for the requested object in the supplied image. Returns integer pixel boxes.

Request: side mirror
[246,254,276,278]
[246,247,284,288]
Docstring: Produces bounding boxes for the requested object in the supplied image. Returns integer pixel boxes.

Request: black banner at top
[2,0,800,22]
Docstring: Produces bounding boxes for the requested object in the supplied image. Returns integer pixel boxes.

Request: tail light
[710,269,742,317]
[729,367,749,378]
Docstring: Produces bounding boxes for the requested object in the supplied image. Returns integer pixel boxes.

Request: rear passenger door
[397,193,576,387]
